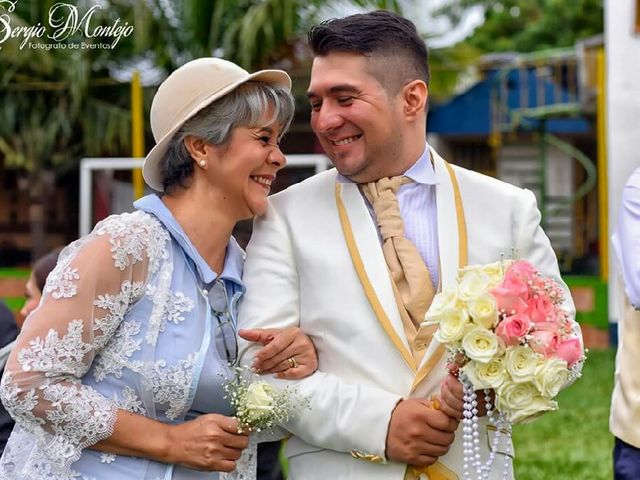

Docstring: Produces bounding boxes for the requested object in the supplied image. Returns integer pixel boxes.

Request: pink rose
[495,313,531,346]
[528,328,560,357]
[492,269,530,314]
[555,337,583,367]
[526,294,555,324]
[509,260,538,280]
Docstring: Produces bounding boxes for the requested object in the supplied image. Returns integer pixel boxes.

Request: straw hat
[142,58,291,191]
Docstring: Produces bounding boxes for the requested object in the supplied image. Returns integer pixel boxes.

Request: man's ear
[402,80,428,119]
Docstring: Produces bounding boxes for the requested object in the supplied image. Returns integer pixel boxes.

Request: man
[611,166,640,480]
[238,10,577,479]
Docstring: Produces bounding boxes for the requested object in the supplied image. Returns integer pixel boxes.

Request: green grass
[513,348,615,479]
[277,349,616,479]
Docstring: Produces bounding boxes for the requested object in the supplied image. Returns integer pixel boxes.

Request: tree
[0,0,153,260]
[435,0,603,53]
[0,0,400,260]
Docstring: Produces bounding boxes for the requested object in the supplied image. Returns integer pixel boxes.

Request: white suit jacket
[237,148,576,479]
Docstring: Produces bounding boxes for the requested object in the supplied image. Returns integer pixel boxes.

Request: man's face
[307,52,404,183]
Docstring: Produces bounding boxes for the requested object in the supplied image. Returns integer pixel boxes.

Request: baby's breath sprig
[222,365,310,434]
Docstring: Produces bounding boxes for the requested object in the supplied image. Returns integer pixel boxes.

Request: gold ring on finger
[287,356,298,368]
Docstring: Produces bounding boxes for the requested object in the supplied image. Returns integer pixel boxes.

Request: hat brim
[142,69,291,192]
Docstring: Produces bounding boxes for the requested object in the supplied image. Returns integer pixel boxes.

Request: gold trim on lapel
[410,343,446,393]
[335,183,417,372]
[412,155,469,388]
[445,161,468,268]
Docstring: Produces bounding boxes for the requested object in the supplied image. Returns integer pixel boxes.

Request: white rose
[433,308,470,344]
[244,381,275,423]
[461,356,506,390]
[496,381,557,424]
[533,357,569,398]
[458,270,491,301]
[468,293,499,329]
[461,327,499,363]
[461,260,513,288]
[424,288,460,324]
[505,346,540,383]
[477,357,507,389]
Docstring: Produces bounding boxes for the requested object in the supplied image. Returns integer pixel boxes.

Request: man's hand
[385,398,458,466]
[439,373,464,420]
[439,373,494,420]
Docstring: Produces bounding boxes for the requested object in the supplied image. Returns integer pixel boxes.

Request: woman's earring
[199,160,206,167]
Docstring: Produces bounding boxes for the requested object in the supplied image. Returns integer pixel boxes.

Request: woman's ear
[184,135,213,168]
[402,80,428,119]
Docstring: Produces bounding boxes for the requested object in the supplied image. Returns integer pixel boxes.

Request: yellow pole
[131,71,145,199]
[596,47,608,281]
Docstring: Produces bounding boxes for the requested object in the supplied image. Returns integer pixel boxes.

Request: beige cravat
[361,176,435,327]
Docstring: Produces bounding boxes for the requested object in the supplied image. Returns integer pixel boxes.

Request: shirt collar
[134,194,245,292]
[336,142,437,185]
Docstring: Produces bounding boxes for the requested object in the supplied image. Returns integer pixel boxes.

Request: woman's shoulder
[59,211,171,275]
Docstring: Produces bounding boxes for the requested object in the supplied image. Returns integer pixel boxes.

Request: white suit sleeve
[237,202,401,461]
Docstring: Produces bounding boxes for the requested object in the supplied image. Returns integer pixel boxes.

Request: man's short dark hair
[308,10,429,93]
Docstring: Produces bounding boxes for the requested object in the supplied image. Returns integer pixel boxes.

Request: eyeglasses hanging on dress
[206,279,239,365]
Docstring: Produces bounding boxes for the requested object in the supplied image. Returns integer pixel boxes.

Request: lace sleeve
[0,215,155,471]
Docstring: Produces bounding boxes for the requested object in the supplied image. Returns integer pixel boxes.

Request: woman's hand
[166,414,249,472]
[238,327,318,379]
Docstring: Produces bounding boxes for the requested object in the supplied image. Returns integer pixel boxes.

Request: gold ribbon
[405,397,459,480]
[410,462,458,480]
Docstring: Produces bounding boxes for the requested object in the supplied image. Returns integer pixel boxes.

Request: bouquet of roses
[424,259,583,422]
[422,259,584,479]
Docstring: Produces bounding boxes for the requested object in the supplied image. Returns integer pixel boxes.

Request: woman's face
[209,120,286,219]
[20,273,41,323]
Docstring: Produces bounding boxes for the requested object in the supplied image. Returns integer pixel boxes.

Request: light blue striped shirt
[612,167,640,308]
[337,143,440,288]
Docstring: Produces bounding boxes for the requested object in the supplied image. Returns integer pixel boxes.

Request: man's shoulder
[448,161,533,202]
[271,168,338,203]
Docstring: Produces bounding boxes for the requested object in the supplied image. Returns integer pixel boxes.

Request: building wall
[606,0,640,321]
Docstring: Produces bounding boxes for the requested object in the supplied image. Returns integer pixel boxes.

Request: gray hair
[160,81,295,193]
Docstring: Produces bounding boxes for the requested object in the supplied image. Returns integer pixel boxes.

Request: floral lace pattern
[0,210,220,479]
[0,374,42,431]
[18,320,92,378]
[116,386,146,415]
[95,212,169,273]
[93,281,144,351]
[145,263,173,346]
[140,354,198,420]
[145,282,194,346]
[92,321,142,382]
[42,383,117,454]
[45,267,80,300]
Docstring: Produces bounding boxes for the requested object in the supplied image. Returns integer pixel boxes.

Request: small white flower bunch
[223,366,309,434]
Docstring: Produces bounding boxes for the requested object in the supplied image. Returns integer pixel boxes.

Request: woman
[19,249,61,323]
[0,58,316,479]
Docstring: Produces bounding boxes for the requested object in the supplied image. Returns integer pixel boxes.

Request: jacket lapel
[433,148,460,292]
[413,150,466,381]
[335,182,417,372]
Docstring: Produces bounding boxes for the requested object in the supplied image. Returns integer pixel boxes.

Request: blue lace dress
[0,194,248,480]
